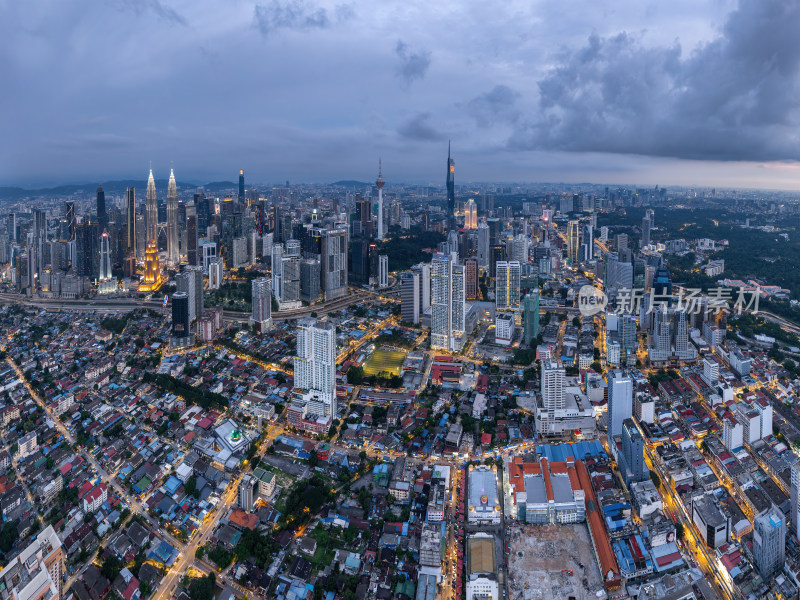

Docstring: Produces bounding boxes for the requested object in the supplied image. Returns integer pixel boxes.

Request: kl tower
[376,159,385,240]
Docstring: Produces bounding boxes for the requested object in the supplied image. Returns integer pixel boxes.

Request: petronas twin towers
[145,167,179,266]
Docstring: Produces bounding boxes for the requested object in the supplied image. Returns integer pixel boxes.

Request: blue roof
[535,440,605,462]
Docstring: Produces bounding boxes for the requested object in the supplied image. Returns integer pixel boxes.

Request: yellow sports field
[363,348,406,377]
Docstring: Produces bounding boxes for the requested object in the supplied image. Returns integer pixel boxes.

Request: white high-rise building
[430,253,466,352]
[495,261,521,312]
[607,370,633,442]
[703,356,719,386]
[540,361,565,411]
[378,255,388,288]
[208,257,223,290]
[293,318,337,418]
[511,235,529,265]
[98,231,115,294]
[251,277,272,330]
[175,269,200,324]
[790,460,800,541]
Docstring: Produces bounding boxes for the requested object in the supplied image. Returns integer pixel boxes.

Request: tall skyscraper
[582,223,594,261]
[251,277,272,331]
[464,257,478,300]
[400,270,421,324]
[753,507,786,579]
[167,169,179,265]
[176,268,202,324]
[186,199,198,266]
[96,185,107,233]
[641,213,651,247]
[125,188,136,257]
[464,198,477,229]
[294,318,337,418]
[566,219,580,265]
[620,418,646,485]
[446,142,455,220]
[64,202,75,242]
[495,261,521,312]
[321,228,348,300]
[477,222,490,268]
[523,290,540,346]
[791,461,800,541]
[146,168,158,245]
[171,291,191,348]
[430,252,465,351]
[376,160,385,240]
[378,254,388,288]
[98,231,114,294]
[238,169,245,203]
[607,370,633,442]
[541,361,565,411]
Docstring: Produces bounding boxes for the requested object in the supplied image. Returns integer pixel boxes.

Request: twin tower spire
[145,167,178,265]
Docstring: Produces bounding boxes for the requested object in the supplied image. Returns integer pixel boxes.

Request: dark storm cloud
[397,112,443,141]
[253,0,353,36]
[511,0,800,161]
[117,0,187,25]
[394,40,431,85]
[466,85,521,128]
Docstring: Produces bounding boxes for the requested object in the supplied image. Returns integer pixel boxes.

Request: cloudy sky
[3,0,800,189]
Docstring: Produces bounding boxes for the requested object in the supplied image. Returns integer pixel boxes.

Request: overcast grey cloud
[3,0,800,189]
[510,0,800,162]
[394,40,431,85]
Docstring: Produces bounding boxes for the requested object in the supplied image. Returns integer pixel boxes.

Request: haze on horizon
[3,0,800,190]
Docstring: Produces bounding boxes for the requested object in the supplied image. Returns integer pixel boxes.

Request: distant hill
[0,179,238,201]
[330,180,371,188]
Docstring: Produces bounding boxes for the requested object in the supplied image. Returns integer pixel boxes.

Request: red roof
[480,433,492,445]
[196,417,213,430]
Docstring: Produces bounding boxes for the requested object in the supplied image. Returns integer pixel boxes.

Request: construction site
[506,523,606,600]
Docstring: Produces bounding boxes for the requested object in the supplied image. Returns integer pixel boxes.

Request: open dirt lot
[506,523,604,600]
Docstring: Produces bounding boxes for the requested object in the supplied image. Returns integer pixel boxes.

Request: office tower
[446,142,455,220]
[541,361,565,411]
[378,254,388,288]
[322,228,348,300]
[489,246,504,280]
[7,212,17,243]
[281,256,301,304]
[401,270,421,324]
[641,213,651,247]
[98,232,114,294]
[620,418,646,485]
[354,193,370,238]
[652,266,672,298]
[703,356,719,386]
[615,233,628,252]
[464,198,477,229]
[300,258,321,304]
[96,185,107,233]
[239,475,256,511]
[176,268,202,324]
[376,160,385,240]
[166,169,179,264]
[187,266,204,321]
[171,291,191,347]
[464,257,478,300]
[251,277,272,330]
[582,223,593,261]
[791,461,800,542]
[124,188,136,256]
[523,290,540,346]
[271,243,284,300]
[753,507,785,579]
[146,168,158,245]
[566,220,580,265]
[202,242,218,272]
[451,263,466,340]
[607,371,633,442]
[186,200,198,266]
[62,202,75,242]
[495,261,521,312]
[294,318,337,417]
[619,314,637,353]
[238,169,245,203]
[75,220,99,280]
[208,257,223,290]
[0,525,63,600]
[416,262,431,313]
[477,222,490,268]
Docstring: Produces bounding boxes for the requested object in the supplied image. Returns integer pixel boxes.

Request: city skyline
[4,0,800,189]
